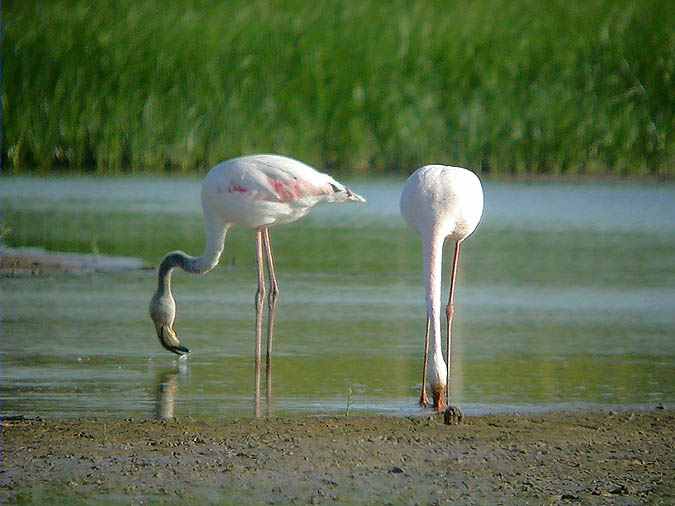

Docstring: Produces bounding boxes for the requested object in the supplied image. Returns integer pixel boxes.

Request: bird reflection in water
[154,302,277,420]
[155,360,189,420]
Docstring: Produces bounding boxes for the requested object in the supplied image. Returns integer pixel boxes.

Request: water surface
[2,177,674,419]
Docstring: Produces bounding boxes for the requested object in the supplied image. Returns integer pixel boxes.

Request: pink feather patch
[229,184,248,194]
[268,178,300,201]
[266,177,327,201]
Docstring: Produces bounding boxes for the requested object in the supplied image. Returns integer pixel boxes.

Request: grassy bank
[4,0,674,175]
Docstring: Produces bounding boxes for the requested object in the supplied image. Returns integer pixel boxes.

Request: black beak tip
[172,345,190,356]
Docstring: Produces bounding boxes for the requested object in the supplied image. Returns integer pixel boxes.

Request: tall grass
[3,0,673,176]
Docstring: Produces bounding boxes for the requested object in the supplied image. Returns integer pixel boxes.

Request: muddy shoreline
[2,410,673,504]
[0,247,145,275]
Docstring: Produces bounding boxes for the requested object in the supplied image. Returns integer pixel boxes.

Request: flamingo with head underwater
[400,165,483,413]
[149,154,366,356]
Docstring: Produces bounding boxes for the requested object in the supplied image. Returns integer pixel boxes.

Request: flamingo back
[201,154,354,228]
[400,165,484,241]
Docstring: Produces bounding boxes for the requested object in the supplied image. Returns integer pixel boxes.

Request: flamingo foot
[419,389,429,408]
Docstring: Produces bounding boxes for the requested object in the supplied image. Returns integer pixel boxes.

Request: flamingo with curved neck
[149,154,365,356]
[400,165,483,412]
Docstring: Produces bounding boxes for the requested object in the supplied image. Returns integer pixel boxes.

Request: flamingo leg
[419,317,431,407]
[445,241,462,407]
[263,227,280,306]
[254,228,266,417]
[262,227,279,412]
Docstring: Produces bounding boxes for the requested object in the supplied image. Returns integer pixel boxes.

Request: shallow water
[1,177,674,419]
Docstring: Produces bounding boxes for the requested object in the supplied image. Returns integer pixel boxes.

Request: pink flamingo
[149,154,365,357]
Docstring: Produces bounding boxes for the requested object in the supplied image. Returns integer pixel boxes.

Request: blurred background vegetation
[3,0,674,176]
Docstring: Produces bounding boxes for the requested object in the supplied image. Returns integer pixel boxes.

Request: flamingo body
[400,165,483,410]
[202,154,362,229]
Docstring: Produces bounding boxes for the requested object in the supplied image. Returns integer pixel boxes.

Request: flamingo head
[327,181,366,203]
[149,291,190,356]
[428,352,447,412]
[344,187,367,203]
[431,383,447,412]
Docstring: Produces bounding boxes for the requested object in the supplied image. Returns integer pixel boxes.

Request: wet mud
[0,247,144,275]
[2,410,673,504]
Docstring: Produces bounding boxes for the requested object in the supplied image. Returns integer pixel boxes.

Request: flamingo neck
[156,222,229,295]
[423,233,447,386]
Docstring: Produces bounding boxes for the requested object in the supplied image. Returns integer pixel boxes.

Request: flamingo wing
[225,155,330,203]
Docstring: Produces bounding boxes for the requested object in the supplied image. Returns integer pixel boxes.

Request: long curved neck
[156,221,229,296]
[423,232,445,363]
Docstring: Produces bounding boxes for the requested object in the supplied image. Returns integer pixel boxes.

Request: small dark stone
[610,484,630,496]
[389,466,404,474]
[444,405,464,425]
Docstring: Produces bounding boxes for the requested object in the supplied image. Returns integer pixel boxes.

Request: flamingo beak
[170,345,190,356]
[346,188,366,203]
[158,326,190,356]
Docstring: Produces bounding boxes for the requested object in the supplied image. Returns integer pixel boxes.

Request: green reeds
[3,0,673,175]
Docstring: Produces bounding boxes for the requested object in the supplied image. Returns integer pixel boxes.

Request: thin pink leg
[263,227,280,307]
[262,227,279,413]
[254,228,266,417]
[445,241,461,408]
[420,317,431,407]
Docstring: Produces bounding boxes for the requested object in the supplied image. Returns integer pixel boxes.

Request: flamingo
[149,154,366,357]
[400,165,483,414]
